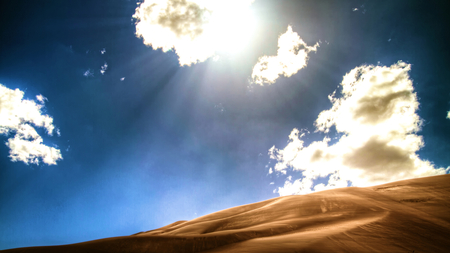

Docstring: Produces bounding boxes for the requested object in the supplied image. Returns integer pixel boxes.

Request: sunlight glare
[134,0,257,65]
[207,0,257,55]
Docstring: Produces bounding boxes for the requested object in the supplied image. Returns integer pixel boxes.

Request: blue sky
[1,0,450,250]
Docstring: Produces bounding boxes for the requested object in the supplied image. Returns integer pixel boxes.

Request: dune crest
[4,174,450,252]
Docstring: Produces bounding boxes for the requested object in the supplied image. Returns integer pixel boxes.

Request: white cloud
[133,0,255,66]
[0,84,62,165]
[269,62,448,196]
[36,95,47,104]
[100,48,106,54]
[6,136,62,165]
[100,62,108,75]
[447,110,450,119]
[251,26,319,85]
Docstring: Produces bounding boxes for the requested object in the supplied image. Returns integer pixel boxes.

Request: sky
[1,0,450,250]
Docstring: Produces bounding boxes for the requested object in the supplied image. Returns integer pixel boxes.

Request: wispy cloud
[83,69,93,77]
[0,84,62,165]
[269,62,447,195]
[36,94,48,104]
[251,26,319,85]
[352,5,366,14]
[133,0,255,66]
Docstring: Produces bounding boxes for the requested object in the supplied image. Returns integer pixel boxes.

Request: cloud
[269,62,448,195]
[0,84,62,165]
[447,110,450,119]
[251,26,319,85]
[36,94,47,104]
[133,0,255,66]
[100,62,108,75]
[84,69,93,77]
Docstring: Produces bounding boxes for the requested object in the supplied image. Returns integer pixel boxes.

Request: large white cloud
[251,26,319,85]
[269,62,448,196]
[0,84,62,165]
[133,0,255,66]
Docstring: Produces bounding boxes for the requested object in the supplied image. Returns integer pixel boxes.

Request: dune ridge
[3,174,450,252]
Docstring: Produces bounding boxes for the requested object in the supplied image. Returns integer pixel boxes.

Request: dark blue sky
[1,0,450,250]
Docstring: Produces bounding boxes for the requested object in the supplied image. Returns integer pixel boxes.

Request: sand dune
[4,174,450,252]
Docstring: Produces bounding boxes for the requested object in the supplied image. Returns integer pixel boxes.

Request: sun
[134,0,257,65]
[205,0,257,55]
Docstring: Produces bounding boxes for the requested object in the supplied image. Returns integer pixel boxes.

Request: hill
[4,174,450,252]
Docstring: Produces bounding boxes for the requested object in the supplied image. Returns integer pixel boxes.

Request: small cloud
[120,77,125,81]
[84,69,94,77]
[353,5,366,14]
[36,95,48,104]
[246,82,255,93]
[0,84,62,165]
[56,128,61,137]
[268,167,273,174]
[251,26,319,85]
[100,48,106,54]
[214,103,225,113]
[447,110,450,119]
[100,62,108,75]
[269,182,274,185]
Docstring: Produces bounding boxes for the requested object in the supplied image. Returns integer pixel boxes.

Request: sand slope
[4,174,450,252]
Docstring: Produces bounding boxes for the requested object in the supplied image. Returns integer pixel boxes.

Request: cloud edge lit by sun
[251,25,319,85]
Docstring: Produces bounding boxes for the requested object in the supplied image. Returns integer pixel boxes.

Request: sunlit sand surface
[4,174,450,252]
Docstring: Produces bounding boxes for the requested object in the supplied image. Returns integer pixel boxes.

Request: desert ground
[3,174,450,252]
